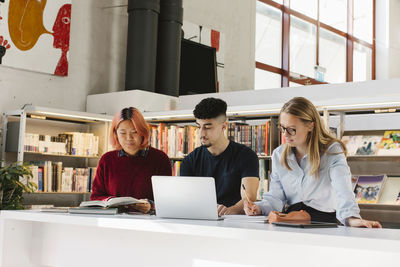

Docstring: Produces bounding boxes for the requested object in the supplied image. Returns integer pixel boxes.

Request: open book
[79,197,146,208]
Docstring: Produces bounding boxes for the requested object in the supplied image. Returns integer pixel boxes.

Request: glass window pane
[255,69,281,89]
[319,0,347,32]
[256,2,282,68]
[353,0,373,43]
[319,29,346,83]
[290,0,317,19]
[289,82,302,87]
[290,16,317,78]
[353,42,372,82]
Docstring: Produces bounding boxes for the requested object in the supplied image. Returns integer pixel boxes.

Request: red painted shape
[0,36,3,44]
[211,29,220,52]
[54,51,68,76]
[52,4,71,76]
[5,44,10,49]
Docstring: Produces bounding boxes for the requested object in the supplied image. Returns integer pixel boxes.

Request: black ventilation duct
[155,0,183,97]
[125,0,183,96]
[125,0,160,92]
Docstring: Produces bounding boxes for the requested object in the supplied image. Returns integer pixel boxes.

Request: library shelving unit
[0,105,113,207]
[143,101,400,225]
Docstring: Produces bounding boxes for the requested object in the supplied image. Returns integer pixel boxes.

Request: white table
[0,210,399,267]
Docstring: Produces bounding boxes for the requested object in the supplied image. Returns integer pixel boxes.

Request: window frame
[255,0,375,87]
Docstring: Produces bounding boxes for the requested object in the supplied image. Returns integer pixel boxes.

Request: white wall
[375,0,400,80]
[183,0,256,92]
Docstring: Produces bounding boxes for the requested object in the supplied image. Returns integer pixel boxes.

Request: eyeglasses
[279,126,296,136]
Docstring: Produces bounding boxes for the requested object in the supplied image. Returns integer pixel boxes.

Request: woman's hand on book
[129,199,151,214]
[346,217,382,228]
[243,200,261,216]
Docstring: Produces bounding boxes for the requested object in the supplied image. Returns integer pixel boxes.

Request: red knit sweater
[90,147,172,201]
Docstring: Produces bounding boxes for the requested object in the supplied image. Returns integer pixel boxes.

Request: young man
[180,98,260,216]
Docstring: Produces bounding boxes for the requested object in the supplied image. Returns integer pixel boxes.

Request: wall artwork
[0,0,71,76]
[182,21,225,91]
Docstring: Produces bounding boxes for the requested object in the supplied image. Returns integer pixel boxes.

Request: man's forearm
[230,199,245,214]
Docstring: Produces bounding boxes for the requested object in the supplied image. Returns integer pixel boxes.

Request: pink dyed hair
[110,107,149,150]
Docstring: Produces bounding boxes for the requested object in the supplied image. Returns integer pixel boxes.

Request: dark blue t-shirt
[180,141,259,207]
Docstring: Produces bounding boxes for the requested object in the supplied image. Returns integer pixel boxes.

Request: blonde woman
[244,97,381,228]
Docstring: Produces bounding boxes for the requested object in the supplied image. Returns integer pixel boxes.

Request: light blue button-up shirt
[256,142,361,225]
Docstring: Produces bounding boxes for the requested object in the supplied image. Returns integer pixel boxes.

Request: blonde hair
[279,97,347,177]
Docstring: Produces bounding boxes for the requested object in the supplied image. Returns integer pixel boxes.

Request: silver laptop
[152,176,221,220]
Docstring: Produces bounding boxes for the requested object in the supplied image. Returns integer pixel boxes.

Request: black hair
[193,97,227,119]
[120,107,134,120]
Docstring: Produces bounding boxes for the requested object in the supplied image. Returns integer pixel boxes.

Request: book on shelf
[341,135,362,156]
[354,174,387,204]
[378,177,400,204]
[257,159,268,200]
[172,160,182,176]
[355,135,382,156]
[148,120,273,158]
[24,132,99,156]
[377,131,400,156]
[79,197,146,208]
[351,175,359,191]
[29,161,96,193]
[228,121,270,156]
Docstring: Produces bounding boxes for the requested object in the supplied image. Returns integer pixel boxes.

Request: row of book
[342,131,400,156]
[227,122,271,156]
[24,132,100,157]
[352,174,400,204]
[148,121,273,158]
[27,161,96,193]
[148,124,201,158]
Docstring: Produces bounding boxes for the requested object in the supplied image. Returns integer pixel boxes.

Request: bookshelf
[142,101,400,223]
[1,105,113,207]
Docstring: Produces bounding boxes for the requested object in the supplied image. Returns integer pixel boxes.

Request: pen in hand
[242,184,255,214]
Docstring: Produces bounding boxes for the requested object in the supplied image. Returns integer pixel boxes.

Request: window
[353,42,372,82]
[255,0,375,89]
[319,0,347,32]
[290,16,317,78]
[255,68,281,89]
[353,0,373,43]
[319,28,346,83]
[256,2,282,68]
[290,0,317,19]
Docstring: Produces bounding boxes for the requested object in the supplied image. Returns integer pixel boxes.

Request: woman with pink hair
[90,107,172,212]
